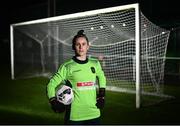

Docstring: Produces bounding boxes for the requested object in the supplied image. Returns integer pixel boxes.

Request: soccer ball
[56,85,74,105]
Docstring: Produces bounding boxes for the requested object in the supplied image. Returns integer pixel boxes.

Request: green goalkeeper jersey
[47,56,106,121]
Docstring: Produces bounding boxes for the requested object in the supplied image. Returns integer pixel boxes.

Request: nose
[79,44,82,49]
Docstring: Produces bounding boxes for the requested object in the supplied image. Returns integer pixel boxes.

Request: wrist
[49,97,56,102]
[97,96,105,99]
[98,88,105,97]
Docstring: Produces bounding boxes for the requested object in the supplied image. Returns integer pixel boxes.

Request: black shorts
[66,117,101,125]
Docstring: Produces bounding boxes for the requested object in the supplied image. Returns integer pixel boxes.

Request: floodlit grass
[0,77,64,124]
[0,67,180,124]
[102,87,180,125]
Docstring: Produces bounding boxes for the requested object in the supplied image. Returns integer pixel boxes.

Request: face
[74,37,89,57]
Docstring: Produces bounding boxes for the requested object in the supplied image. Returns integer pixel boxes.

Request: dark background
[0,0,180,81]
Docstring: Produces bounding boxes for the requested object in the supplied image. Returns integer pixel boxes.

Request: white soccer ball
[56,85,74,105]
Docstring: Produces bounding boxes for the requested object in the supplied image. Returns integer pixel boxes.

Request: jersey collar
[72,56,88,64]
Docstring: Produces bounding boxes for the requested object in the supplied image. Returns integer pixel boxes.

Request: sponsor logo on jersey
[77,82,94,87]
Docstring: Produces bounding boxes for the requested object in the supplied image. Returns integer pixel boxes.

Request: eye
[75,43,80,46]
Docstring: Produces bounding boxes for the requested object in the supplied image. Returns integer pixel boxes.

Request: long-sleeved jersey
[47,56,106,121]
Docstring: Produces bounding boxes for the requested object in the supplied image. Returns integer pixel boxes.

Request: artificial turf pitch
[0,69,180,125]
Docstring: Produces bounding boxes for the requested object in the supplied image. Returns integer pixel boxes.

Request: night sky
[0,0,180,67]
[1,0,180,37]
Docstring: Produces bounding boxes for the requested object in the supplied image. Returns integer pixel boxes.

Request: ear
[87,44,90,50]
[87,42,90,50]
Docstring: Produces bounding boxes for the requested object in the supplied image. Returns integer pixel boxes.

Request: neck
[76,55,87,61]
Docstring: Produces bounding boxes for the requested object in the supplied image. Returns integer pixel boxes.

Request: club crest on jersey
[91,67,95,73]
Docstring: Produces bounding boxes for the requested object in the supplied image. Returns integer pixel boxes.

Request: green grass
[0,77,63,124]
[0,67,180,124]
[103,90,180,124]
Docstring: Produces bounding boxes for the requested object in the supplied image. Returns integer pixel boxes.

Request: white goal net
[10,3,171,107]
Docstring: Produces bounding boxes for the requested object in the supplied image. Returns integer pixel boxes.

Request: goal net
[10,3,171,108]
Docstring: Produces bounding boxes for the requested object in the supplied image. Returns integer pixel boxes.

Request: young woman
[47,30,106,125]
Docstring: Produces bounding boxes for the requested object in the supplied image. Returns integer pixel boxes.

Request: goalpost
[10,3,171,108]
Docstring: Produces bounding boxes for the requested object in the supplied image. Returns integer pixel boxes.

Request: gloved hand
[96,88,105,109]
[49,97,65,113]
[96,96,105,109]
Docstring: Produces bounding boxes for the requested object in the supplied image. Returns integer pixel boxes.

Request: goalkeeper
[47,30,106,125]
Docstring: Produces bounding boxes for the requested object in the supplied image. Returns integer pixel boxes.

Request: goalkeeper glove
[96,88,105,109]
[49,97,65,113]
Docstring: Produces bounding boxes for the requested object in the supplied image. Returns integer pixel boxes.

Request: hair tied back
[77,30,84,35]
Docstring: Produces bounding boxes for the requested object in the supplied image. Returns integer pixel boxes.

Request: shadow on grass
[0,108,63,125]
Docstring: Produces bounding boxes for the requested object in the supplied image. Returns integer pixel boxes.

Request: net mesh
[12,5,170,98]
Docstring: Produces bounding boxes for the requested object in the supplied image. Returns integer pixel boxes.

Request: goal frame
[10,3,141,108]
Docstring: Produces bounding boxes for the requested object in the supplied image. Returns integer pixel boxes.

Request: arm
[47,64,67,99]
[96,60,106,109]
[47,64,67,112]
[96,60,106,88]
